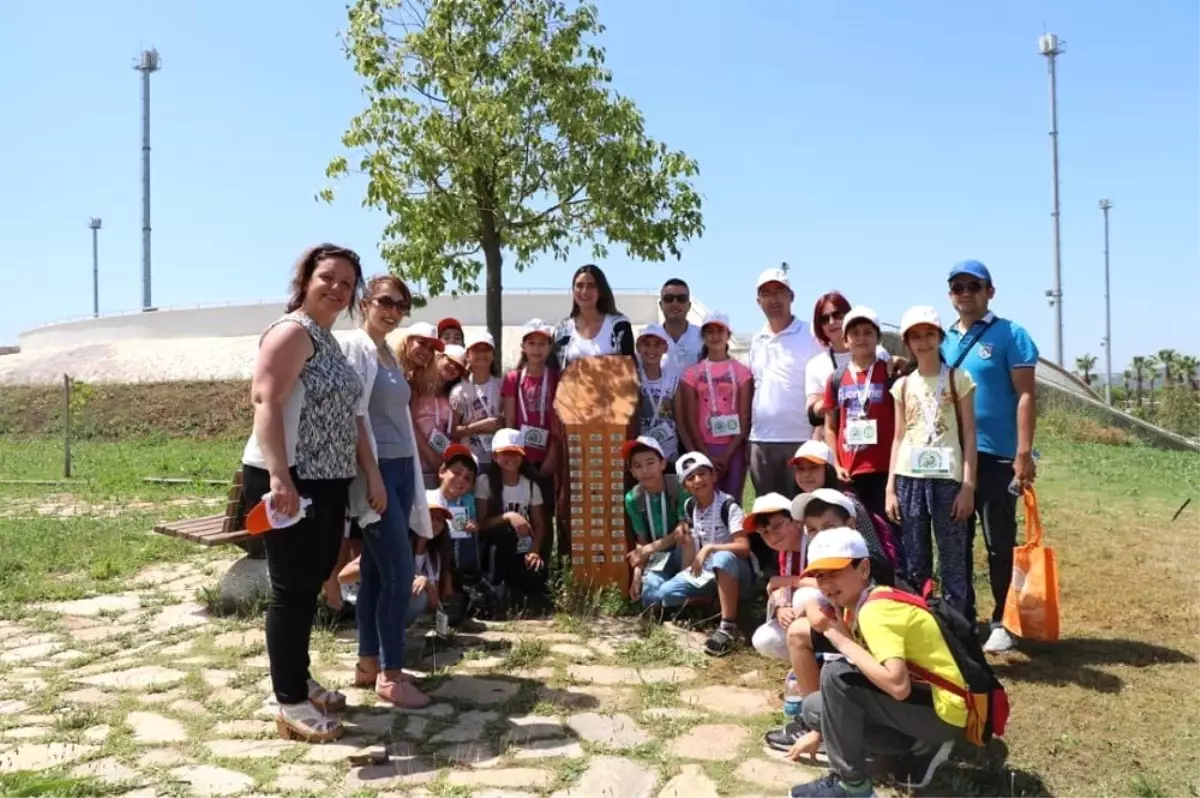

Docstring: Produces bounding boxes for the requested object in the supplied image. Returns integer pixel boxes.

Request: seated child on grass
[653,452,752,657]
[621,436,685,608]
[431,443,484,625]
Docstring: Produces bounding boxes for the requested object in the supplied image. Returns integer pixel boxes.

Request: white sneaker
[983,626,1017,653]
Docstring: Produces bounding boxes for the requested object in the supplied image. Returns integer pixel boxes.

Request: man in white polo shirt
[748,268,823,538]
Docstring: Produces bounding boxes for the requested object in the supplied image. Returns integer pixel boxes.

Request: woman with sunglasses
[341,275,435,709]
[805,291,892,444]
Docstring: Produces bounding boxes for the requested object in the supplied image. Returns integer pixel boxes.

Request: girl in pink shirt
[678,312,752,499]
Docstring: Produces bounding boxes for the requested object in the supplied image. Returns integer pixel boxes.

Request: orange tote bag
[1002,487,1061,642]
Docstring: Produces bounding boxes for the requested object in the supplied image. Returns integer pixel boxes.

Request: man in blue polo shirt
[942,260,1038,654]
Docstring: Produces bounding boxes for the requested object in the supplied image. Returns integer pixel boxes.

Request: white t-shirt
[748,317,825,442]
[450,375,503,464]
[686,490,744,547]
[805,347,892,399]
[475,473,544,522]
[664,322,705,371]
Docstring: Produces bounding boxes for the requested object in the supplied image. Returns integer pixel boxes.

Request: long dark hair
[287,243,365,317]
[569,264,619,318]
[481,457,542,525]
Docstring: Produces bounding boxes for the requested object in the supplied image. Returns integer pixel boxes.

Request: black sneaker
[703,626,737,657]
[897,740,954,789]
[764,719,806,751]
[789,773,875,798]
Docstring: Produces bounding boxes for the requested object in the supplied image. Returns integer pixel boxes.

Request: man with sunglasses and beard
[659,278,704,371]
[942,261,1039,654]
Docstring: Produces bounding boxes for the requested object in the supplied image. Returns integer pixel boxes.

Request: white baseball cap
[789,440,835,468]
[900,305,944,339]
[791,488,857,522]
[801,527,870,576]
[426,489,452,519]
[491,428,526,455]
[842,306,881,334]
[620,435,665,462]
[742,492,794,532]
[466,330,495,351]
[406,321,446,350]
[675,451,714,482]
[756,268,791,291]
[521,318,555,341]
[700,311,732,334]
[636,324,671,346]
[442,344,468,371]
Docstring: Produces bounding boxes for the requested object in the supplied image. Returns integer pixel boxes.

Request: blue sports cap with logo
[948,260,992,284]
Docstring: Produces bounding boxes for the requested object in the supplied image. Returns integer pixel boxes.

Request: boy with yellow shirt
[788,528,964,798]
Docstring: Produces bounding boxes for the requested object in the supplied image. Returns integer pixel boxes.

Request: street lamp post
[134,48,161,312]
[1039,33,1066,366]
[88,217,102,317]
[1099,199,1113,406]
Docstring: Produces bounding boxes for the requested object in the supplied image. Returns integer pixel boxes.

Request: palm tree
[1156,349,1179,387]
[1075,354,1097,386]
[1145,356,1161,408]
[1177,355,1200,390]
[1131,356,1149,407]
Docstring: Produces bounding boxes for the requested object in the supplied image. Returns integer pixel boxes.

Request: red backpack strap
[864,587,929,611]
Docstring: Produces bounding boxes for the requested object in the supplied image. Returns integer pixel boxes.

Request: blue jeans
[657,550,752,608]
[357,457,417,670]
[639,548,683,607]
[406,589,429,626]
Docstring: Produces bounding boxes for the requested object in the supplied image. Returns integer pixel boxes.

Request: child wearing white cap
[886,306,978,616]
[621,436,685,608]
[450,330,504,466]
[654,452,752,656]
[635,325,682,464]
[474,429,549,605]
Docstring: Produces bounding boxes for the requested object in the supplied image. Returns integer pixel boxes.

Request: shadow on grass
[992,637,1197,695]
[922,739,1054,797]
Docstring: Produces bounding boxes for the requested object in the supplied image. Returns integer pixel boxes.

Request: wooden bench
[152,470,263,557]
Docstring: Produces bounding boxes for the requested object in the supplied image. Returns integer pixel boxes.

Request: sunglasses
[373,296,411,312]
[950,281,985,295]
[818,311,846,325]
[660,293,690,304]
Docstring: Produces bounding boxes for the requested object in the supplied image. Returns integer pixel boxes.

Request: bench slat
[151,467,250,548]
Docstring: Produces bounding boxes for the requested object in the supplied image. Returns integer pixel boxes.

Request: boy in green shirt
[621,436,686,606]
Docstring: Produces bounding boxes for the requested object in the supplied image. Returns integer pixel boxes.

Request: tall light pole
[134,48,161,312]
[1039,33,1066,366]
[1099,199,1113,406]
[88,217,102,317]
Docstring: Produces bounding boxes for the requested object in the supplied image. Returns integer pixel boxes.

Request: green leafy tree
[1177,354,1199,390]
[324,0,704,350]
[1156,349,1179,386]
[1130,356,1149,408]
[1074,353,1097,386]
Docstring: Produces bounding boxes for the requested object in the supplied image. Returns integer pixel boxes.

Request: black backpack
[864,585,1010,746]
[681,494,735,531]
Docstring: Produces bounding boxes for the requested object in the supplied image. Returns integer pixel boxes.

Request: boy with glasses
[659,278,704,370]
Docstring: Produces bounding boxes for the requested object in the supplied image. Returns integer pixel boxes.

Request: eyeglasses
[818,311,846,325]
[660,293,690,304]
[950,281,985,295]
[373,296,411,312]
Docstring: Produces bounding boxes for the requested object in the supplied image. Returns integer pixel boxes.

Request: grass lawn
[1,426,1198,796]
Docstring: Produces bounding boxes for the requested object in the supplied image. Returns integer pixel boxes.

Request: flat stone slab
[342,742,438,789]
[567,665,696,685]
[1,726,51,740]
[504,714,567,742]
[566,712,650,749]
[201,670,238,688]
[68,625,128,643]
[0,743,96,773]
[0,642,60,664]
[460,655,506,669]
[667,724,749,760]
[680,685,774,715]
[537,684,623,710]
[436,741,502,767]
[0,700,28,714]
[429,675,520,706]
[447,767,554,789]
[213,629,262,649]
[735,758,825,790]
[510,738,585,761]
[549,755,657,798]
[430,710,500,743]
[70,757,140,785]
[303,741,384,764]
[77,665,187,690]
[344,709,398,738]
[128,711,188,744]
[82,725,112,743]
[205,739,297,759]
[41,594,141,616]
[271,764,326,792]
[149,602,210,633]
[642,707,703,720]
[549,643,596,660]
[213,720,275,738]
[138,748,191,768]
[168,765,256,797]
[658,764,719,798]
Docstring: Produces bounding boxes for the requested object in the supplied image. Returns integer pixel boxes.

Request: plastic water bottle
[783,672,802,719]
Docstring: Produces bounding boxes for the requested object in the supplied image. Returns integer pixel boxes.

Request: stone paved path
[0,555,894,797]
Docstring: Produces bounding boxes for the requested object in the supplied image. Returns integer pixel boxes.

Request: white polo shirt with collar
[749,316,824,442]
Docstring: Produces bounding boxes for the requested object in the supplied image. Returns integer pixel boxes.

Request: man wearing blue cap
[941,261,1039,653]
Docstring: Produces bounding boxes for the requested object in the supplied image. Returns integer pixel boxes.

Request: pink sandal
[376,677,430,709]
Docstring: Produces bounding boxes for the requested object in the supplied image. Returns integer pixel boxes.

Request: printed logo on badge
[978,344,993,360]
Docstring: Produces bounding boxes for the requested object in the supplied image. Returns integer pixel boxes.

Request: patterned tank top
[270,312,362,480]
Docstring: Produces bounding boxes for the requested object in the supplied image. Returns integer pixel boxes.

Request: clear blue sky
[1,0,1195,372]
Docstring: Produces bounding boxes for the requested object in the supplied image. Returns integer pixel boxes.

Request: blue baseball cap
[948,260,992,284]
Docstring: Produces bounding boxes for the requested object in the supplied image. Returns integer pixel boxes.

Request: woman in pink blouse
[678,311,753,499]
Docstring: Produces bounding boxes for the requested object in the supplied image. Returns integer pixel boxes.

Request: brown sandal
[275,702,344,743]
[306,679,347,713]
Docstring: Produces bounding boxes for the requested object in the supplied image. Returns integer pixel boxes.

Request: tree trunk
[475,176,504,361]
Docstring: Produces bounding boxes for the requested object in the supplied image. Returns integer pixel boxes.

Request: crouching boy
[621,436,684,608]
[788,528,965,798]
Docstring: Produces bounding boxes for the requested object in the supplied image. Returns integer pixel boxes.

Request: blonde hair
[396,334,442,397]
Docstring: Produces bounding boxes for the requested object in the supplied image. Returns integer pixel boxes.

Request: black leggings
[487,523,549,595]
[242,465,350,706]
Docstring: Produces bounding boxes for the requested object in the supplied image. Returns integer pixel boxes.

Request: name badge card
[709,414,741,437]
[844,419,878,446]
